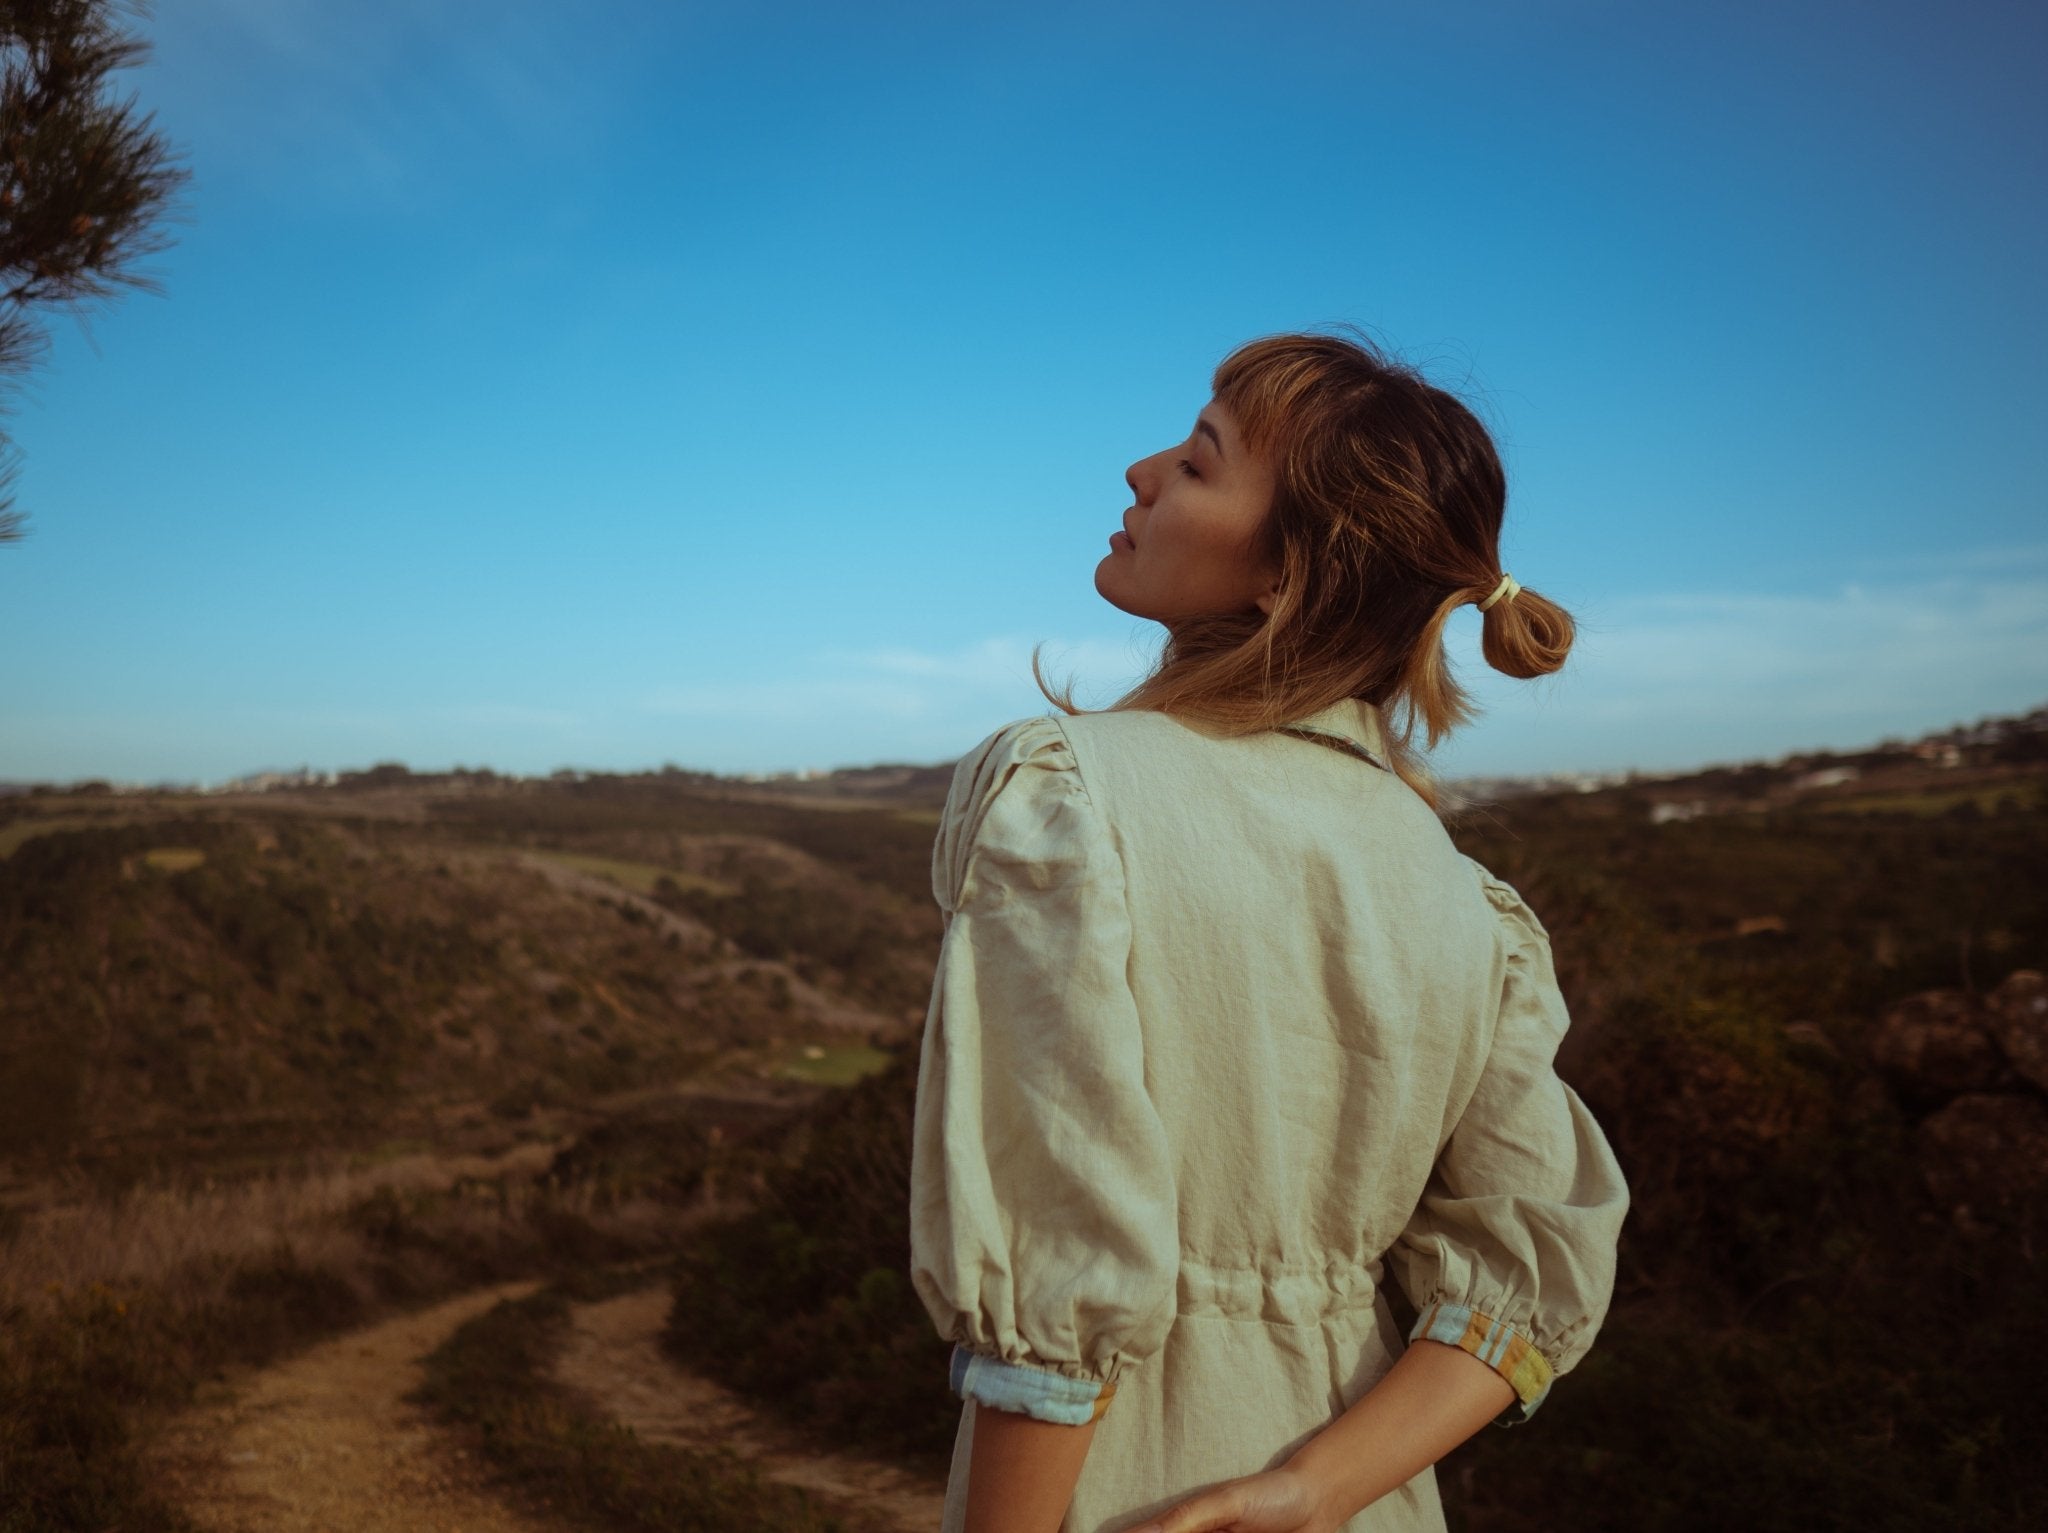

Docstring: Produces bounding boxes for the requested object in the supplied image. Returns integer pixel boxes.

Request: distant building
[1443,768,1631,806]
[1795,765,1861,790]
[1650,800,1710,824]
[1910,741,1964,768]
[214,766,335,793]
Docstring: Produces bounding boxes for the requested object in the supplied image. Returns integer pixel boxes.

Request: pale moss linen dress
[908,697,1630,1533]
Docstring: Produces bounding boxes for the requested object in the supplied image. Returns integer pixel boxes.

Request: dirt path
[556,1284,948,1532]
[511,850,720,950]
[152,1280,554,1533]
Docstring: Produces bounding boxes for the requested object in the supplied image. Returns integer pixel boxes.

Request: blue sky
[2,0,2043,784]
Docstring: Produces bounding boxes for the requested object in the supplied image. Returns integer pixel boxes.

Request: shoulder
[943,714,1080,812]
[943,708,1197,801]
[1458,855,1555,953]
[933,715,1109,911]
[1030,707,1245,807]
[1049,705,1221,766]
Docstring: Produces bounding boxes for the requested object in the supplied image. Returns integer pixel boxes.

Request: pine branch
[0,0,185,542]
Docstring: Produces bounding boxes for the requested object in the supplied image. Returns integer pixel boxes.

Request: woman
[908,331,1630,1533]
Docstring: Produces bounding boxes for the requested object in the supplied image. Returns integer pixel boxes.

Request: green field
[525,849,733,897]
[1814,782,2044,816]
[775,1041,894,1085]
[140,845,207,872]
[0,811,140,856]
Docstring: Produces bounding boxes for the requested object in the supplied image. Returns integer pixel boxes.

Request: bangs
[1211,331,1392,459]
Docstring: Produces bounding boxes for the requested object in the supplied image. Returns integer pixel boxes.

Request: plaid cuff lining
[1409,1299,1554,1426]
[948,1344,1116,1426]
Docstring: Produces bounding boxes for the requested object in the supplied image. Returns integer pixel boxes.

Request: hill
[654,709,2048,1530]
[4,704,2045,1528]
[0,770,944,1182]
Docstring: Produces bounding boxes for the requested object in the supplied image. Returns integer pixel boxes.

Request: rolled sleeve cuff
[948,1345,1116,1425]
[1408,1299,1555,1426]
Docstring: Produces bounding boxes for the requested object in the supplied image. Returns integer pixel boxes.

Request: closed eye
[1176,458,1199,479]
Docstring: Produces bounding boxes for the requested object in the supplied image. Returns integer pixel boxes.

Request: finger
[1129,1490,1244,1533]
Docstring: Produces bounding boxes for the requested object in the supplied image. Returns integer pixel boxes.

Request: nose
[1126,450,1163,505]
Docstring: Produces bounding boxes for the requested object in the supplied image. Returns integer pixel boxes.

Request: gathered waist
[1175,1255,1390,1327]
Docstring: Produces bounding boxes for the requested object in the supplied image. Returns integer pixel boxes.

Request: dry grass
[0,810,145,856]
[524,848,734,897]
[418,1281,885,1533]
[0,1139,669,1312]
[0,1124,720,1532]
[138,845,206,872]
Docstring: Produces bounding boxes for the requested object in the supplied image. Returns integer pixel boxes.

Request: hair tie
[1477,572,1520,612]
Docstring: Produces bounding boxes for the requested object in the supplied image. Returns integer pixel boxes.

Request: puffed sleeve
[1387,864,1630,1426]
[908,715,1179,1426]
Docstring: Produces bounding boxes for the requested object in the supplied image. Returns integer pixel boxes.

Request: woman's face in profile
[1096,399,1279,625]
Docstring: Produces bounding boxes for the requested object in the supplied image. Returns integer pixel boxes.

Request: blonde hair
[1034,329,1573,809]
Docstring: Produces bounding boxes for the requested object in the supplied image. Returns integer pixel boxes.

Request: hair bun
[1479,579,1573,678]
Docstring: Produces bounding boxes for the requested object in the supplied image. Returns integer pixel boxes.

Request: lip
[1110,529,1134,551]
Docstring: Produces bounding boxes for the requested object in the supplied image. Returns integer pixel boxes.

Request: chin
[1095,593,1157,623]
[1093,564,1139,616]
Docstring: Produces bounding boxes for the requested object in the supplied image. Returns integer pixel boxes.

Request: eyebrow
[1194,417,1225,459]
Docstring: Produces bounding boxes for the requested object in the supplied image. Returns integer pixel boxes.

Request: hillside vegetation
[0,772,944,1180]
[663,714,2048,1532]
[0,764,953,1528]
[3,710,2043,1530]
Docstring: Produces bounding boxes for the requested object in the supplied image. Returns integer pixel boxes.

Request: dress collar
[1276,696,1391,771]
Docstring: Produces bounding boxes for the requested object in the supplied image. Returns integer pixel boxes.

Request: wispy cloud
[170,1,612,209]
[33,585,2030,784]
[639,677,942,725]
[442,703,582,730]
[633,576,2047,777]
[1578,574,2047,712]
[629,634,1159,767]
[1844,540,2048,580]
[641,636,1153,720]
[829,635,1154,693]
[1442,570,2048,774]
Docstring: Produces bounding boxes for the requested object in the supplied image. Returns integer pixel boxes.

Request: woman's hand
[1132,1338,1519,1533]
[1128,1466,1342,1533]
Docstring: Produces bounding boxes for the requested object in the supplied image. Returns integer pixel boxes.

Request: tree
[0,0,184,543]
